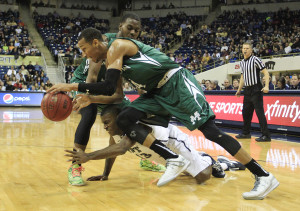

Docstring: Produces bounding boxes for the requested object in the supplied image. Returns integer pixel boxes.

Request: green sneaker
[68,164,85,186]
[140,159,166,172]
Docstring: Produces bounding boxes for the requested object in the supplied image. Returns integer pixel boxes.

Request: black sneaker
[217,156,246,171]
[255,136,271,142]
[201,153,225,178]
[235,133,251,139]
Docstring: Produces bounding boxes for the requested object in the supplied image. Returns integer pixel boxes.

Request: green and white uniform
[70,33,131,112]
[108,38,215,130]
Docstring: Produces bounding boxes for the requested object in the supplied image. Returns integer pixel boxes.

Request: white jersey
[113,124,210,177]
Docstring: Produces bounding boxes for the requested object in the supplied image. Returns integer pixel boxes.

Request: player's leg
[160,124,225,180]
[252,92,271,141]
[236,93,254,138]
[68,103,98,186]
[155,69,279,199]
[117,100,190,187]
[199,119,279,200]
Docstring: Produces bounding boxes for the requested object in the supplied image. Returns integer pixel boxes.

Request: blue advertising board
[0,92,44,106]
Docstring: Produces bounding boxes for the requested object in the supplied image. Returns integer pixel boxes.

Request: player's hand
[73,94,92,112]
[47,83,75,93]
[64,148,89,164]
[235,90,241,97]
[261,87,269,93]
[87,175,108,181]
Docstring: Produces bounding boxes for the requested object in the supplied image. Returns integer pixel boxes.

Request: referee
[235,43,271,142]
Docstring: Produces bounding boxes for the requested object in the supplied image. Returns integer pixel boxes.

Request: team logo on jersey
[190,111,201,125]
[130,130,137,138]
[130,51,162,67]
[3,94,13,104]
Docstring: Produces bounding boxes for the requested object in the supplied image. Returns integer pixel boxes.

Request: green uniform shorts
[128,68,215,130]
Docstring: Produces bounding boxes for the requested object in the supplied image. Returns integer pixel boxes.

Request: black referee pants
[242,84,270,137]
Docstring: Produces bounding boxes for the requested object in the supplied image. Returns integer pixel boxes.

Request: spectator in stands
[34,62,42,72]
[276,77,288,90]
[232,79,239,90]
[24,46,31,56]
[5,80,14,91]
[262,76,275,90]
[290,74,300,90]
[19,65,29,80]
[223,79,233,90]
[7,66,16,76]
[21,84,29,91]
[204,80,212,91]
[169,53,175,61]
[211,80,221,90]
[27,61,34,74]
[13,79,22,90]
[285,75,291,86]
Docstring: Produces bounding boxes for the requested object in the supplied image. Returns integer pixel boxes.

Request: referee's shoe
[255,135,271,142]
[235,133,251,139]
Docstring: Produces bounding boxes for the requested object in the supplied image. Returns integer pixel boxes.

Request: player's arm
[48,40,138,95]
[235,74,244,97]
[261,68,269,93]
[72,78,124,112]
[64,135,136,164]
[85,59,102,83]
[87,136,117,181]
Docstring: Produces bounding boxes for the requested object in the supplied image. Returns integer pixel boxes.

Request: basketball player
[68,13,164,186]
[66,104,242,184]
[48,28,279,200]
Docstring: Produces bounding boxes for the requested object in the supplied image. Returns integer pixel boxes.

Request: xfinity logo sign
[3,94,30,104]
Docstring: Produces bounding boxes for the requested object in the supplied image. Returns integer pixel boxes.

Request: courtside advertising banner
[206,95,300,128]
[0,92,44,106]
[126,93,300,129]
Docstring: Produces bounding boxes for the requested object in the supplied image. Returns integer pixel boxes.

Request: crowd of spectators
[200,73,300,91]
[0,9,41,59]
[0,62,53,92]
[33,11,109,61]
[139,2,176,10]
[174,8,300,74]
[138,12,203,52]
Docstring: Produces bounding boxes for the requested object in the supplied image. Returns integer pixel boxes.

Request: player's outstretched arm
[87,136,118,181]
[64,136,135,164]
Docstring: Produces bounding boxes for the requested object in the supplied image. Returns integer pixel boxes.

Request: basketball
[41,92,73,121]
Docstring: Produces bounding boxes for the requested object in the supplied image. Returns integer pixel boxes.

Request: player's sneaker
[157,155,190,187]
[68,164,85,186]
[243,173,279,200]
[140,159,166,172]
[217,155,246,171]
[200,153,225,178]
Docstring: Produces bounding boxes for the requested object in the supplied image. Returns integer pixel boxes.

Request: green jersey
[104,33,117,42]
[70,58,89,83]
[108,38,179,92]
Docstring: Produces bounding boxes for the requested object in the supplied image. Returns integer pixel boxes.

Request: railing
[41,52,48,74]
[58,55,66,83]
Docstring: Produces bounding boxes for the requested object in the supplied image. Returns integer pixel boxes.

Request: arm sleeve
[78,68,120,95]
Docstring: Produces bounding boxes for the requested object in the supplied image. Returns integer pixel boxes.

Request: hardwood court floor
[0,107,299,211]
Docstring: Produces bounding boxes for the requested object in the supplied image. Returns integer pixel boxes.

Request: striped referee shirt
[240,56,265,86]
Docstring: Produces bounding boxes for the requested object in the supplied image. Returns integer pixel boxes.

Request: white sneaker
[157,155,190,187]
[243,173,279,200]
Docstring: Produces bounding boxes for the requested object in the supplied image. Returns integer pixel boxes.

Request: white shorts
[150,124,211,177]
[114,124,211,177]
